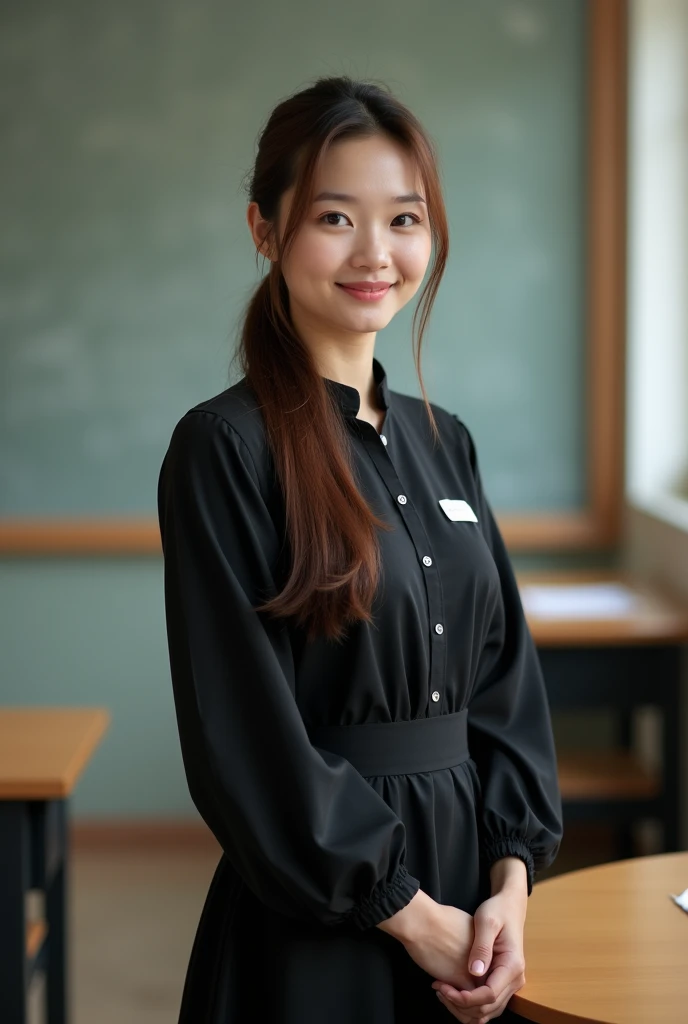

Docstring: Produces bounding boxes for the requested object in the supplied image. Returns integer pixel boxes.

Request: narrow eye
[319,212,350,226]
[393,213,421,227]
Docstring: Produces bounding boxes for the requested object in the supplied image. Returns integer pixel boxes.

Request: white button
[397,494,407,505]
[431,691,441,702]
[422,555,432,566]
[435,623,444,634]
[380,434,387,445]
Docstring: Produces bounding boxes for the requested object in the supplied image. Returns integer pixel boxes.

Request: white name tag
[438,498,478,522]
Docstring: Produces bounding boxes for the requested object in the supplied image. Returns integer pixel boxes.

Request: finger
[436,991,488,1024]
[469,985,518,1023]
[433,982,496,1007]
[432,973,481,990]
[475,994,512,1024]
[435,991,472,1023]
[463,993,506,1022]
[432,982,494,1006]
[480,963,515,1003]
[433,981,507,1024]
[468,934,497,979]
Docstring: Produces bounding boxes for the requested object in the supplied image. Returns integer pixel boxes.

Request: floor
[26,822,657,1023]
[28,841,219,1024]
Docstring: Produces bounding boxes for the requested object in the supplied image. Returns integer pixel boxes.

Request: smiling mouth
[336,283,395,301]
[337,282,395,290]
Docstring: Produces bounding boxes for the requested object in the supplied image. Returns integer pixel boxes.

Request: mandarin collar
[323,357,390,418]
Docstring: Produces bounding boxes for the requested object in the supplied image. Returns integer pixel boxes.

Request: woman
[157,75,563,1024]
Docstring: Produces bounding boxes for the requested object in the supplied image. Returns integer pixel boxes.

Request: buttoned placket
[351,415,447,718]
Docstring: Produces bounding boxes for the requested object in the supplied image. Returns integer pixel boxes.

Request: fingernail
[471,959,485,974]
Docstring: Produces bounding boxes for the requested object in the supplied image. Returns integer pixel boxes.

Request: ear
[246,202,276,262]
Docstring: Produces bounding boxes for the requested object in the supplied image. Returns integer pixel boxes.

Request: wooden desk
[510,851,688,1023]
[0,708,110,1024]
[517,571,688,856]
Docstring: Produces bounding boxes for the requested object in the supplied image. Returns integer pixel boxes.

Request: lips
[333,284,389,303]
[336,282,393,302]
[337,282,393,291]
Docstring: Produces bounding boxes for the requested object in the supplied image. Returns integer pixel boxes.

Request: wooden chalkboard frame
[0,0,626,555]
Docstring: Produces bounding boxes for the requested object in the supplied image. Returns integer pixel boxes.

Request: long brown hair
[234,75,449,643]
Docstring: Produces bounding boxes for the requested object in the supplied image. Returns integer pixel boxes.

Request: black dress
[157,356,563,1023]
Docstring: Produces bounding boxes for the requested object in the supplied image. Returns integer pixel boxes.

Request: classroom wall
[0,559,194,816]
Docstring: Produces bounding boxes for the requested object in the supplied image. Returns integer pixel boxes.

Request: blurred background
[1,0,687,1020]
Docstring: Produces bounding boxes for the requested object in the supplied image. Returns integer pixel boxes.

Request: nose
[351,224,391,271]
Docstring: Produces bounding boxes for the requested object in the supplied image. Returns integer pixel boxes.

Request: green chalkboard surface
[1,0,586,518]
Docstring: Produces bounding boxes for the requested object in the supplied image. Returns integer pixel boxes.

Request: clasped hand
[435,890,527,1023]
[404,890,527,1024]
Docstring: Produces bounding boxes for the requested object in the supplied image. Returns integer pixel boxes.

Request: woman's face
[253,134,433,350]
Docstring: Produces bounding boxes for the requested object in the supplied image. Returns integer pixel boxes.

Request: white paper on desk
[670,887,688,913]
[520,583,641,619]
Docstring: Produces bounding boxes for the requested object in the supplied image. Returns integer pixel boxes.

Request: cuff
[347,863,421,930]
[483,836,536,897]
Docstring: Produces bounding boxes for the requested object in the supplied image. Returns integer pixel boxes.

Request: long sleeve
[454,416,564,896]
[157,408,419,929]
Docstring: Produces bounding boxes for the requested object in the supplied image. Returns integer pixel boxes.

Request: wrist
[489,855,529,898]
[375,887,440,943]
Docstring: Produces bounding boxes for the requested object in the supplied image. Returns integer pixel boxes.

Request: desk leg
[614,709,636,859]
[46,799,68,1024]
[0,801,30,1024]
[663,658,682,852]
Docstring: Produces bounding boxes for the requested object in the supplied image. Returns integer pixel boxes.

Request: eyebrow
[312,191,426,204]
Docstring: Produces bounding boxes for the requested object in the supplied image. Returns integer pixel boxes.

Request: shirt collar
[323,357,390,418]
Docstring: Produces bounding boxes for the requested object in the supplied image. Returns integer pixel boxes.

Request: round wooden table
[509,851,688,1023]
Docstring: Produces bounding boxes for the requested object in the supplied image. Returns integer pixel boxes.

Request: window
[626,0,688,532]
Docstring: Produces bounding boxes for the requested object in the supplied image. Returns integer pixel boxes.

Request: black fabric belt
[306,709,470,777]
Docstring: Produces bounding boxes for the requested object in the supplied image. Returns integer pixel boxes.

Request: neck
[313,348,379,410]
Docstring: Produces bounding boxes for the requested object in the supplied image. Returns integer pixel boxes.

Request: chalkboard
[1,0,588,520]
